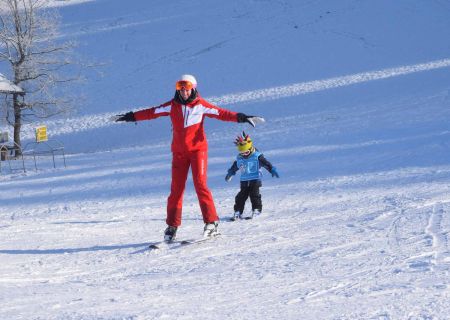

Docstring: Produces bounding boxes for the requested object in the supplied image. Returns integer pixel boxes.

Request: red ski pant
[166,150,218,227]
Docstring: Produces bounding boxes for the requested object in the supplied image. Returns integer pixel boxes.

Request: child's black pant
[234,180,262,213]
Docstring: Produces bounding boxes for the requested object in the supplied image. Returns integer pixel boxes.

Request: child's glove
[271,167,279,178]
[225,170,235,182]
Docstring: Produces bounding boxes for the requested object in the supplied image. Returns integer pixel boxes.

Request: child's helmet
[234,131,254,154]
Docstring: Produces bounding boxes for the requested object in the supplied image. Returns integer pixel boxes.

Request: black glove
[225,169,235,182]
[237,113,265,127]
[115,111,136,122]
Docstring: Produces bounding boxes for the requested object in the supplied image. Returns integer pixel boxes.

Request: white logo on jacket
[183,104,219,128]
[154,104,172,114]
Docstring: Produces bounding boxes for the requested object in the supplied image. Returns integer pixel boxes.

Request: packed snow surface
[1,0,450,319]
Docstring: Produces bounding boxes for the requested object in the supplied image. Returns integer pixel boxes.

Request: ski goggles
[175,80,194,91]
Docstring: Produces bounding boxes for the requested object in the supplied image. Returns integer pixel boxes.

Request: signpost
[23,125,66,170]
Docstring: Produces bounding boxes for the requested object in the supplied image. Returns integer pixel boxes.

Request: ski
[148,242,164,250]
[229,214,254,221]
[230,216,252,221]
[148,234,220,250]
[148,240,180,250]
[178,234,220,246]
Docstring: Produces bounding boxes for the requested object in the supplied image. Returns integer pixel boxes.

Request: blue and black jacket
[227,149,274,182]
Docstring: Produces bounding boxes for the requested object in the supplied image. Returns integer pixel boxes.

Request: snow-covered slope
[10,0,450,153]
[1,0,450,319]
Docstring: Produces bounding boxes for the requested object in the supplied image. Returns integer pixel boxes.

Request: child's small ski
[229,212,257,221]
[230,216,253,221]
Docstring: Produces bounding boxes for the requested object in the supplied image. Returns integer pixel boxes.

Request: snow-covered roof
[0,73,24,94]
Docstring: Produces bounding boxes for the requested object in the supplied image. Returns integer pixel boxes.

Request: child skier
[225,132,279,220]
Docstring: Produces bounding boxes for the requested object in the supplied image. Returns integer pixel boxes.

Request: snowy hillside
[1,0,450,319]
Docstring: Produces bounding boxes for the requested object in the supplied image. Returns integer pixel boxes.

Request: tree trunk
[13,93,22,157]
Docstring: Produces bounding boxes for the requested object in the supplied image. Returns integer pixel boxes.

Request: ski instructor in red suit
[115,75,264,241]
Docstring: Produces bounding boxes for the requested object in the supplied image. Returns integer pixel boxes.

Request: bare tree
[0,0,78,156]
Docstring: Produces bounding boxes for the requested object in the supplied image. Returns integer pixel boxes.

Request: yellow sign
[35,126,48,142]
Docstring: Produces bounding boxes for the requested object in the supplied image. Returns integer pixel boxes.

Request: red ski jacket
[133,94,238,152]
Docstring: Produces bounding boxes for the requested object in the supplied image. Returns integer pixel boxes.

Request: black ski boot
[251,209,261,218]
[230,211,242,221]
[203,221,219,238]
[164,225,177,242]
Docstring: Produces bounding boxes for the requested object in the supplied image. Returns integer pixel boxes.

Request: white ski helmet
[178,74,197,89]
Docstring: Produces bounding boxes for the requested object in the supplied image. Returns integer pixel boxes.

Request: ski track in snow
[425,203,450,269]
[2,152,450,319]
[18,57,450,141]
